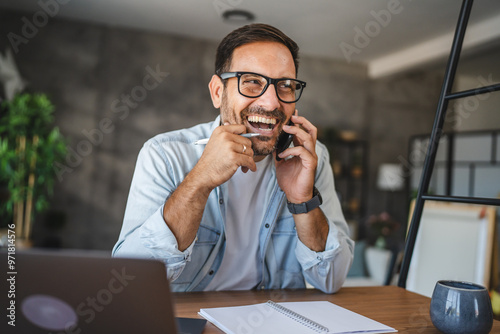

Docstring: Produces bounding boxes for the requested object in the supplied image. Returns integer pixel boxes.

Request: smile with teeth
[247,115,278,133]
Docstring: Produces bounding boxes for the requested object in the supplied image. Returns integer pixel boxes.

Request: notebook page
[280,301,397,333]
[199,301,397,334]
[199,303,320,334]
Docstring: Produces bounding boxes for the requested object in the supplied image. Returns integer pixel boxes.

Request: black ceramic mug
[430,280,493,334]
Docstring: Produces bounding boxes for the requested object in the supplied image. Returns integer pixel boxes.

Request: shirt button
[219,199,223,205]
[265,223,270,228]
[317,256,322,261]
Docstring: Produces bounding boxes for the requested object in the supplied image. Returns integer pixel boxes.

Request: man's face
[219,41,297,157]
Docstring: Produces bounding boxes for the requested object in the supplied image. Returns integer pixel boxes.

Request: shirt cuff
[295,227,340,270]
[139,205,196,264]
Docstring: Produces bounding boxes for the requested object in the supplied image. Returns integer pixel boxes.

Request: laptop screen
[1,250,179,334]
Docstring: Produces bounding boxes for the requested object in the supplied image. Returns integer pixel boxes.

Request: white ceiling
[2,0,500,78]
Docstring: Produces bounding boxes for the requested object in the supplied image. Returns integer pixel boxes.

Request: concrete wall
[451,75,500,132]
[365,71,443,228]
[0,9,441,250]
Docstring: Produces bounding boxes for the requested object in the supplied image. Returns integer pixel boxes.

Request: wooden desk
[173,286,500,333]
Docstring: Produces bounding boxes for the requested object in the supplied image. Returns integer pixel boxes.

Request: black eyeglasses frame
[219,71,306,103]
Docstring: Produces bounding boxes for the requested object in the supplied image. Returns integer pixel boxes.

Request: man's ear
[208,74,224,109]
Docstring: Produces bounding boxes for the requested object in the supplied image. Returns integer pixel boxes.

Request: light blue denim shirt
[112,116,354,293]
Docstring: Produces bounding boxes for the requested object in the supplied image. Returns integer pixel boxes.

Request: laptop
[1,250,206,333]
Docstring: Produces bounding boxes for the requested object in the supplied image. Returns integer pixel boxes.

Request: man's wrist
[189,164,218,196]
[287,187,322,214]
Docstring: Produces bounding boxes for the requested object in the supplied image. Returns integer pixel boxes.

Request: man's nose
[256,84,281,111]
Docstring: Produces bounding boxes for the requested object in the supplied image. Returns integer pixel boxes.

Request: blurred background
[0,0,499,260]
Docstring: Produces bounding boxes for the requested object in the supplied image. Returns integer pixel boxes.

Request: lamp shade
[377,164,404,191]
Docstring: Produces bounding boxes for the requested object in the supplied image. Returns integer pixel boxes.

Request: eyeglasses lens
[239,73,302,103]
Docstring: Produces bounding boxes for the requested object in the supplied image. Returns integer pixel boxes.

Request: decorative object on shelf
[339,130,358,141]
[332,160,342,176]
[348,198,360,214]
[0,93,67,244]
[351,152,363,178]
[366,212,401,250]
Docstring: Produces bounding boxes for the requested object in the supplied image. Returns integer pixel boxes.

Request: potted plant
[366,212,401,250]
[0,93,67,245]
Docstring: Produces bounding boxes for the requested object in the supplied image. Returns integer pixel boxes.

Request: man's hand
[275,113,328,252]
[275,113,318,203]
[163,123,256,251]
[192,123,257,192]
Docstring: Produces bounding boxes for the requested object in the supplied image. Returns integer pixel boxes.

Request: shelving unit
[330,139,369,240]
[398,0,500,288]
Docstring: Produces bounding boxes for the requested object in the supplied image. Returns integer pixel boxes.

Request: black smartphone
[275,119,294,161]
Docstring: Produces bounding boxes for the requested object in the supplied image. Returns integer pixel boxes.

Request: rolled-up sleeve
[112,139,195,281]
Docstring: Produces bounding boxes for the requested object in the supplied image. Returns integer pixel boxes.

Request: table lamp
[377,163,404,210]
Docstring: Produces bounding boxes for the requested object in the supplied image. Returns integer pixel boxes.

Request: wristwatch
[287,187,323,214]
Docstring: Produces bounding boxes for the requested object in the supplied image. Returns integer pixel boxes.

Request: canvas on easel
[406,200,496,297]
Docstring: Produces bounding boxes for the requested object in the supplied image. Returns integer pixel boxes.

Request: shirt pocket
[271,215,301,273]
[194,224,220,245]
[171,224,220,286]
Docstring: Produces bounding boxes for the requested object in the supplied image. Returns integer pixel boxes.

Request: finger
[225,149,257,171]
[282,122,316,153]
[215,123,247,136]
[236,142,251,156]
[229,141,256,171]
[240,155,257,172]
[232,137,254,155]
[291,115,317,142]
[277,146,317,169]
[289,115,317,153]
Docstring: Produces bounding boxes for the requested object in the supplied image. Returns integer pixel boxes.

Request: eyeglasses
[219,71,306,103]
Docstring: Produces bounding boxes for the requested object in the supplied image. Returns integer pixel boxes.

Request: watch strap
[287,187,323,214]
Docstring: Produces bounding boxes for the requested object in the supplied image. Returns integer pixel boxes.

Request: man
[113,23,353,293]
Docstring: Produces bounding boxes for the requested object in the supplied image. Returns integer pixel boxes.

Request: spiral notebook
[199,300,397,334]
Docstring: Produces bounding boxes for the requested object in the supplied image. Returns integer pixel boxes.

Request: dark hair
[215,23,300,77]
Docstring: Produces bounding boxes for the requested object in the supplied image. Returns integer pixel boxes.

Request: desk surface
[173,286,500,333]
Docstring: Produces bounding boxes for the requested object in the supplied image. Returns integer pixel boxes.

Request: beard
[220,91,287,157]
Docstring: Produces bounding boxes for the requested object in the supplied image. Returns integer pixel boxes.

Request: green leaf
[0,92,68,219]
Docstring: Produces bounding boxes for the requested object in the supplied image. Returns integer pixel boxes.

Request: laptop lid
[1,250,178,334]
